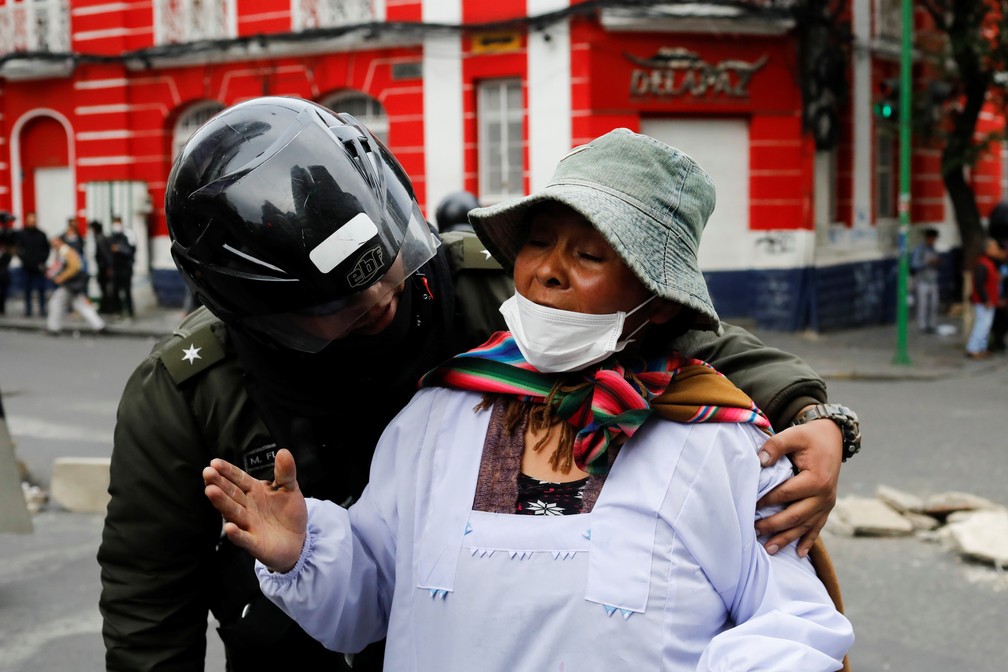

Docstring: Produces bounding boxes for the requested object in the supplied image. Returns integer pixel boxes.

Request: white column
[526,0,571,192]
[422,0,464,220]
[852,0,872,229]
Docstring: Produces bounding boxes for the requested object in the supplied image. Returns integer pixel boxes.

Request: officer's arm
[676,322,826,429]
[99,354,222,671]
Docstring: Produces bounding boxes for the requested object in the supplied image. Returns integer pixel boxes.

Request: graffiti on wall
[754,231,797,255]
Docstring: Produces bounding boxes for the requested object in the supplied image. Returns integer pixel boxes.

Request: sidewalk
[748,318,1008,381]
[0,304,184,341]
[2,303,1005,381]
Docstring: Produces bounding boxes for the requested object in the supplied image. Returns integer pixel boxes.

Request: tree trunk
[943,163,984,268]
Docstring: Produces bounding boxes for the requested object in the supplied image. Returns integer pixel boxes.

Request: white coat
[258,387,853,671]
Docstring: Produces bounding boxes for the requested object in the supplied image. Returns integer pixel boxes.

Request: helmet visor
[241,203,439,352]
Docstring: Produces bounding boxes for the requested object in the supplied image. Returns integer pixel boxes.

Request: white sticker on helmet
[309,213,380,274]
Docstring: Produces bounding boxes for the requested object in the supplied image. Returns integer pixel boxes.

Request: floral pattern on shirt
[516,472,589,516]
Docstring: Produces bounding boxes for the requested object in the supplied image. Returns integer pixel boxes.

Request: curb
[0,314,174,339]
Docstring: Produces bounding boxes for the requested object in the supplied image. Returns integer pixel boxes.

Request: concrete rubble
[828,484,1008,570]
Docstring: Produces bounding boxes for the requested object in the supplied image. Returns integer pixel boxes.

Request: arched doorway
[17,114,73,240]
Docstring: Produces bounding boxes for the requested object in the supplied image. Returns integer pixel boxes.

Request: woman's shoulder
[645,415,767,449]
[391,386,486,432]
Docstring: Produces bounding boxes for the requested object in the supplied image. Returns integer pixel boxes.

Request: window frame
[876,127,896,220]
[477,78,525,204]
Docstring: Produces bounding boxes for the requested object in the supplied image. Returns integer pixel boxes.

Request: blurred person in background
[15,211,49,317]
[45,235,105,336]
[107,215,137,319]
[985,201,1008,351]
[0,228,14,315]
[965,237,1005,360]
[89,220,116,315]
[910,227,941,334]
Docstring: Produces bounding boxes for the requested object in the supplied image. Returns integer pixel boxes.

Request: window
[153,0,234,45]
[173,102,225,162]
[876,129,896,218]
[320,92,388,144]
[814,149,838,229]
[478,79,524,203]
[292,0,373,31]
[0,0,70,54]
[875,0,901,41]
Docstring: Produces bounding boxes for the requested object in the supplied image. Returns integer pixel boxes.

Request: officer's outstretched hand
[203,448,307,574]
[753,418,842,558]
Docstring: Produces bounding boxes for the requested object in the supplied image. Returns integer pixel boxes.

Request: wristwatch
[791,403,861,462]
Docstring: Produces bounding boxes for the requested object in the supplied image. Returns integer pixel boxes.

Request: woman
[204,129,853,670]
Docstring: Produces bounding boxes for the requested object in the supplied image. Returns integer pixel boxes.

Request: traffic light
[924,80,953,123]
[873,78,900,121]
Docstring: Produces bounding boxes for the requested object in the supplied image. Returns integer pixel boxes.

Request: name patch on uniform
[243,443,279,481]
[309,213,379,273]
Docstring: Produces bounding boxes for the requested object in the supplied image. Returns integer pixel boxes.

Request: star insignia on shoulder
[181,344,202,364]
[481,249,493,260]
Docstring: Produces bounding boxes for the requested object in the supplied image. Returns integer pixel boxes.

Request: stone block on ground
[835,496,914,536]
[50,457,111,513]
[923,491,1002,518]
[945,509,1008,568]
[876,484,924,513]
[904,511,940,531]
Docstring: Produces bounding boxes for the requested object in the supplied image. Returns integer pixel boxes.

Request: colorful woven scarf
[419,332,772,474]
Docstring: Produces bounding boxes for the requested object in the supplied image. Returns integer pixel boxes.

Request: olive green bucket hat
[468,128,721,332]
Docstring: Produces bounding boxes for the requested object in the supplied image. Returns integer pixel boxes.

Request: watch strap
[792,403,861,462]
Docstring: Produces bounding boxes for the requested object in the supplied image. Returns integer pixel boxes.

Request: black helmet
[435,190,480,232]
[166,96,439,352]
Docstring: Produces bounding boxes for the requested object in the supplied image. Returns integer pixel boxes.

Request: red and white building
[1,0,1004,330]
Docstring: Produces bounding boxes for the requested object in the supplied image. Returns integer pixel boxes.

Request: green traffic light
[873,101,896,119]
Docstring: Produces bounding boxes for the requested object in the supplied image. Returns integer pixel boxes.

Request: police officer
[99,97,855,671]
[435,190,480,233]
[435,190,513,349]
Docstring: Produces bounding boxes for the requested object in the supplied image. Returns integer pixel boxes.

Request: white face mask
[499,291,656,373]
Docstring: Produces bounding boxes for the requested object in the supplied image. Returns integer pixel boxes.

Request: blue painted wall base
[148,254,958,333]
[151,268,188,308]
[705,255,957,332]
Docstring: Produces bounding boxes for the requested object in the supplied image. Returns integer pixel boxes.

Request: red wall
[571,21,811,231]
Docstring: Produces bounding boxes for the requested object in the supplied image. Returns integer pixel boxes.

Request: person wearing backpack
[44,235,105,335]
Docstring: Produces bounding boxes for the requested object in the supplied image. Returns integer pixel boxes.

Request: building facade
[0,0,1003,330]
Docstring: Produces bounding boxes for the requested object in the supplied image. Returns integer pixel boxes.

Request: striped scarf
[419,332,772,474]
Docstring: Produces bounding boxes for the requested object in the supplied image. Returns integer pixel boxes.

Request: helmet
[435,190,480,232]
[166,96,440,352]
